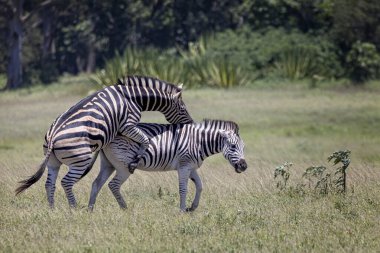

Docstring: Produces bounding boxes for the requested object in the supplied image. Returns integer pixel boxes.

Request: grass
[0,75,380,252]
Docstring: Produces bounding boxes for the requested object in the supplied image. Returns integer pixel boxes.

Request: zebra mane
[118,75,182,94]
[201,119,239,133]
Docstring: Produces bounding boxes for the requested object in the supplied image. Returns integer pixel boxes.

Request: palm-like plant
[208,59,248,88]
[275,46,318,80]
[90,52,125,87]
[140,50,187,85]
[91,34,250,88]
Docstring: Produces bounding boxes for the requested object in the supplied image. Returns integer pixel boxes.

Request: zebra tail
[15,140,53,195]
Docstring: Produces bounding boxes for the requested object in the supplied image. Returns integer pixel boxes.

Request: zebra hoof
[128,165,136,174]
[128,161,138,174]
[180,208,194,213]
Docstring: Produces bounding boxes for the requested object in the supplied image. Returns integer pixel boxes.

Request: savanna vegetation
[1,0,380,252]
[0,76,379,252]
[1,0,380,89]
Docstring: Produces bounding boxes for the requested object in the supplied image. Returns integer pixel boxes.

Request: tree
[331,0,380,82]
[332,0,380,50]
[2,0,51,90]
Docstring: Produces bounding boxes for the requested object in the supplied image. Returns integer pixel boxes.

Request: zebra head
[219,129,247,173]
[164,84,194,124]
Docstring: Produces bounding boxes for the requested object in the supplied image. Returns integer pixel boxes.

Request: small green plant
[274,162,293,190]
[303,166,331,194]
[328,150,351,194]
[278,150,352,195]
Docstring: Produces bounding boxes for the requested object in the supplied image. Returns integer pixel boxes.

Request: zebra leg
[177,167,192,212]
[187,169,203,212]
[61,167,82,208]
[88,151,115,211]
[60,151,98,208]
[128,142,149,173]
[45,155,62,208]
[108,170,130,209]
[120,123,150,174]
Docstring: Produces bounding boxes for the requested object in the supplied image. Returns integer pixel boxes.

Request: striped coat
[89,119,247,211]
[16,76,193,208]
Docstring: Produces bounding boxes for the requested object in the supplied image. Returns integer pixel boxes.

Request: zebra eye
[230,144,237,149]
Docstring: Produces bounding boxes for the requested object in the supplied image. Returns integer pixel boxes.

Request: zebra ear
[219,130,233,139]
[173,89,182,100]
[178,83,183,90]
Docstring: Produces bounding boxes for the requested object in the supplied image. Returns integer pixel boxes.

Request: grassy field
[0,76,380,252]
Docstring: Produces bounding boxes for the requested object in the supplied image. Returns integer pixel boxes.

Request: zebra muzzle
[234,159,247,173]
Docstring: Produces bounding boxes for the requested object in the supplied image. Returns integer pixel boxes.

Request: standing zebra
[15,75,194,208]
[88,119,247,211]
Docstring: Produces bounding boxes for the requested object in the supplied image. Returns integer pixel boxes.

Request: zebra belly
[104,136,180,172]
[137,159,179,172]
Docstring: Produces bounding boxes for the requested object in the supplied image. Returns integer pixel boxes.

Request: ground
[0,76,379,252]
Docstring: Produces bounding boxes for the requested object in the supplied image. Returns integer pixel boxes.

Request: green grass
[0,76,380,252]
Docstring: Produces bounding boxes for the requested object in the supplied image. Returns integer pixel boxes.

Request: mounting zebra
[15,75,194,208]
[88,119,247,212]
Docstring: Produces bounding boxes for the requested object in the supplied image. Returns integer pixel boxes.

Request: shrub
[90,52,126,87]
[274,162,293,190]
[346,41,380,83]
[142,55,187,85]
[274,46,318,80]
[207,27,343,80]
[328,150,351,194]
[303,166,330,195]
[179,35,213,87]
[275,150,352,195]
[92,36,250,89]
[207,58,248,88]
[180,35,250,88]
[91,48,188,87]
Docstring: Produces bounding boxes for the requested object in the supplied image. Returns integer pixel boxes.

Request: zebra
[88,119,247,212]
[15,75,194,208]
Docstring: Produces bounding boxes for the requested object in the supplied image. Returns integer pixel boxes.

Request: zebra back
[106,119,242,171]
[118,75,182,95]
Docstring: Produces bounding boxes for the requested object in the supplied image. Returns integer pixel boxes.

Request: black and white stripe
[15,76,193,208]
[89,119,247,211]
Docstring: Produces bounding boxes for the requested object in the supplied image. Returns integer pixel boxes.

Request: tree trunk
[85,19,96,73]
[41,7,53,59]
[86,44,96,73]
[6,0,24,90]
[76,56,85,73]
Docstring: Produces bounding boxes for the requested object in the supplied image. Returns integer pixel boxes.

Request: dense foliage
[1,0,380,89]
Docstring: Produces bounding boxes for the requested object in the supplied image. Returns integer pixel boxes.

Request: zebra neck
[121,86,171,113]
[199,129,223,159]
[143,94,172,112]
